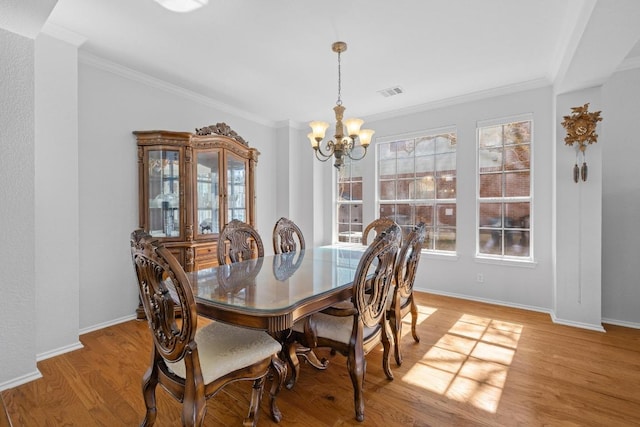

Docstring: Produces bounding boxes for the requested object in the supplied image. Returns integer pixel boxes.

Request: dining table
[188,246,365,334]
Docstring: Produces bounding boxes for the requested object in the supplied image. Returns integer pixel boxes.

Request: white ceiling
[6,0,640,125]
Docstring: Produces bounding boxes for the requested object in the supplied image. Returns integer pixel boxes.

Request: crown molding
[40,22,87,46]
[363,78,551,123]
[616,55,640,72]
[78,51,276,128]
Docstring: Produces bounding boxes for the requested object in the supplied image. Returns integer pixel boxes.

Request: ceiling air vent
[377,86,404,97]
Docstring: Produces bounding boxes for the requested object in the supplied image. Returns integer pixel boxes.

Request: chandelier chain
[336,50,342,106]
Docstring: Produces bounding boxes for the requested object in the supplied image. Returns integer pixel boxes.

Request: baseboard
[550,313,606,332]
[0,371,42,393]
[601,317,640,330]
[79,313,137,335]
[415,286,553,315]
[36,342,84,362]
[415,287,620,332]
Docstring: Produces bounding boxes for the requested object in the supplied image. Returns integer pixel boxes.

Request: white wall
[76,57,278,330]
[0,28,38,388]
[35,33,82,357]
[342,86,555,312]
[601,67,640,325]
[554,87,604,330]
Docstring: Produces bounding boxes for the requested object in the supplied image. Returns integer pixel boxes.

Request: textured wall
[0,28,38,387]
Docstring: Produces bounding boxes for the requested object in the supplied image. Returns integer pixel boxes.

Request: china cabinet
[134,122,259,274]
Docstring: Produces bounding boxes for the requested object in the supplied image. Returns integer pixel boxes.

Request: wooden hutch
[134,122,259,275]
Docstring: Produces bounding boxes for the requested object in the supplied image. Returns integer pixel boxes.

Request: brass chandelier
[307,41,374,169]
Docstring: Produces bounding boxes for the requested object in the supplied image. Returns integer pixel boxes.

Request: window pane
[479,229,502,255]
[379,203,396,219]
[378,142,396,161]
[397,179,413,199]
[505,171,530,197]
[379,180,396,200]
[479,203,502,227]
[415,204,433,226]
[435,227,456,251]
[504,121,531,145]
[436,152,456,173]
[392,204,412,226]
[480,173,502,198]
[414,176,435,199]
[397,157,414,176]
[415,155,435,175]
[437,203,456,227]
[479,125,502,148]
[415,137,435,155]
[479,148,503,172]
[437,175,456,199]
[379,159,396,179]
[504,144,530,170]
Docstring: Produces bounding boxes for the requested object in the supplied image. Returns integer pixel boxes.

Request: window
[336,158,363,243]
[377,129,457,251]
[477,116,532,259]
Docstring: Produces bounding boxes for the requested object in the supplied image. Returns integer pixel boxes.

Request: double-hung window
[477,115,532,259]
[377,128,457,251]
[336,157,364,243]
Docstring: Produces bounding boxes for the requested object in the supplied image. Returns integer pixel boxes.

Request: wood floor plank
[3,291,640,426]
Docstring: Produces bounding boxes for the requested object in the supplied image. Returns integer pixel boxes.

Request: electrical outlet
[476,273,484,283]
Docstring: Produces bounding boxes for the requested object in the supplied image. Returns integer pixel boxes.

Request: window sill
[474,255,537,268]
[422,251,459,261]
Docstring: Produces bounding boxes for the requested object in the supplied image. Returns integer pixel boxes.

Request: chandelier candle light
[308,41,374,169]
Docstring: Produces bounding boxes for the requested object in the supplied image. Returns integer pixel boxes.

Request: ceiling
[5,0,640,125]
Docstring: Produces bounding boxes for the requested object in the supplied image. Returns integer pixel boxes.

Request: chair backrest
[362,217,398,245]
[353,223,402,328]
[272,217,305,254]
[217,219,265,265]
[130,229,197,363]
[395,222,427,299]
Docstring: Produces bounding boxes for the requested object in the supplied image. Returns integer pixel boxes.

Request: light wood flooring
[3,292,640,426]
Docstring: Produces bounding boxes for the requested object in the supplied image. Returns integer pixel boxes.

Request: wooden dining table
[188,246,365,334]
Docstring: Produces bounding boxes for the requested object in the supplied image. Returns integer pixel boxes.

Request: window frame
[335,156,364,245]
[476,113,534,262]
[375,126,458,254]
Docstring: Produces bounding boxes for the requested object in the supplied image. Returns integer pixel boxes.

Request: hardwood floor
[3,292,640,426]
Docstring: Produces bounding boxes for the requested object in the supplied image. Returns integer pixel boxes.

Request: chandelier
[307,42,374,169]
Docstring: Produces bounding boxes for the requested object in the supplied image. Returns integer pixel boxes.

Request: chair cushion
[166,321,281,384]
[293,312,379,345]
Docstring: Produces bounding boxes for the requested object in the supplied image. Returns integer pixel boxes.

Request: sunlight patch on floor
[402,313,522,414]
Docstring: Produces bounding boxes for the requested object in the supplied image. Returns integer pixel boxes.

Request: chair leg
[347,344,366,422]
[381,320,395,381]
[410,299,420,343]
[243,376,265,427]
[392,314,403,366]
[269,355,287,423]
[140,364,159,427]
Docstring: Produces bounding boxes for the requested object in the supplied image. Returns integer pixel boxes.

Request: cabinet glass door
[148,149,180,237]
[226,153,247,223]
[195,150,220,236]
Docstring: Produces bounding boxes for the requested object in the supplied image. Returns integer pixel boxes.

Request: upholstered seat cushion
[293,313,379,345]
[166,321,281,384]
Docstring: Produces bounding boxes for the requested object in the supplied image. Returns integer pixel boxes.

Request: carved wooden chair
[130,230,285,426]
[217,219,265,265]
[362,217,398,245]
[387,222,426,366]
[289,224,402,422]
[272,217,305,254]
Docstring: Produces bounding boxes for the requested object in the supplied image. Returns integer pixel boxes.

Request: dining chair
[361,217,398,245]
[289,223,402,422]
[130,229,286,426]
[217,219,265,265]
[272,217,305,254]
[387,222,427,366]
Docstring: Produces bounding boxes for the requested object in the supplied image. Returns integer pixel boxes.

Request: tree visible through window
[477,117,532,258]
[377,129,457,251]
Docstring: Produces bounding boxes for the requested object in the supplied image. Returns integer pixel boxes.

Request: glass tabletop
[189,247,365,313]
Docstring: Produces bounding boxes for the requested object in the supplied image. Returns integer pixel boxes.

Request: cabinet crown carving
[195,122,248,146]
